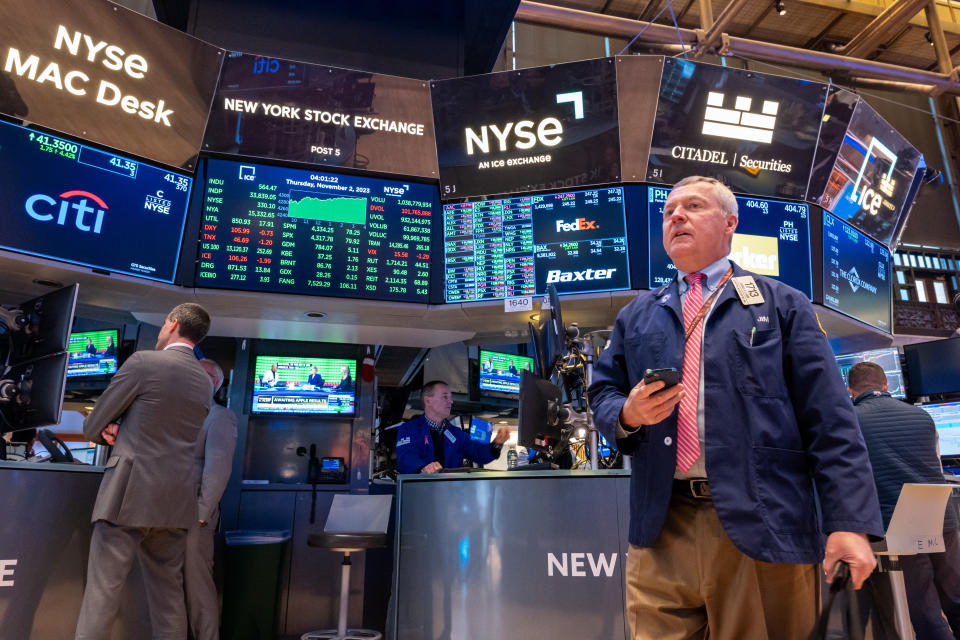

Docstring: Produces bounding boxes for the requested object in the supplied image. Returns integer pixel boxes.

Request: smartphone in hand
[643,367,679,388]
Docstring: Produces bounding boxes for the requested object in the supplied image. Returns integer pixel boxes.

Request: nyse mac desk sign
[203,53,438,178]
[431,58,620,200]
[647,59,827,199]
[0,119,192,282]
[0,0,222,170]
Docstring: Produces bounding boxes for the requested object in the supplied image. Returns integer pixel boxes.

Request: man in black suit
[75,303,213,640]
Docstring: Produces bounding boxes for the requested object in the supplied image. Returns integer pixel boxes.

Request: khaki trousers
[625,493,819,640]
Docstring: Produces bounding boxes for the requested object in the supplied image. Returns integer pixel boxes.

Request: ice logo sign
[25,190,108,233]
[702,92,779,144]
[848,138,898,217]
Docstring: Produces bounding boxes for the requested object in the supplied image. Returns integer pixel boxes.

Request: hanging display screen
[822,212,891,332]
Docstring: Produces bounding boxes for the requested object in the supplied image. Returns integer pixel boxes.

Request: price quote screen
[822,212,891,331]
[197,160,438,302]
[443,187,630,302]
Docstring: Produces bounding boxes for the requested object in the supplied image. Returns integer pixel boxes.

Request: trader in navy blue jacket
[589,176,883,640]
[396,380,510,474]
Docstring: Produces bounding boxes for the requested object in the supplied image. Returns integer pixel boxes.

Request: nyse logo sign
[144,191,171,214]
[464,90,584,156]
[703,92,779,144]
[26,190,107,233]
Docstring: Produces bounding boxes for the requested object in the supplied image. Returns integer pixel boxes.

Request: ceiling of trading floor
[542,0,960,71]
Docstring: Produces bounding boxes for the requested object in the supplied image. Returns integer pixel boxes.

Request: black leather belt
[673,478,711,499]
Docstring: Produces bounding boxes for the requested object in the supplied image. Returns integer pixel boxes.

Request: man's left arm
[198,408,238,523]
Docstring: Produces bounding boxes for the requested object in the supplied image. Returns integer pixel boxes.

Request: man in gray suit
[75,303,213,640]
[185,359,237,640]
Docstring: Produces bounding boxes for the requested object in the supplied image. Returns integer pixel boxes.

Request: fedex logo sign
[26,190,107,233]
[556,217,598,232]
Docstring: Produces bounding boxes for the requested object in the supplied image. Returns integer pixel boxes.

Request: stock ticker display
[196,159,438,302]
[442,187,630,302]
[0,118,192,282]
[647,186,813,298]
[822,212,891,332]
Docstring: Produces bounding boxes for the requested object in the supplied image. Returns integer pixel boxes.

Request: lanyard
[684,267,734,342]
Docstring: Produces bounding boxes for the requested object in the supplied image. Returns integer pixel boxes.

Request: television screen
[479,350,536,394]
[918,402,960,457]
[251,356,356,415]
[443,187,630,302]
[822,212,892,332]
[647,186,812,298]
[904,339,960,397]
[470,417,492,443]
[0,119,192,282]
[197,158,438,302]
[67,330,120,378]
[835,347,905,399]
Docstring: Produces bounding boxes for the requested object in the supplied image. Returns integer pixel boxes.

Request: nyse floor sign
[396,472,631,640]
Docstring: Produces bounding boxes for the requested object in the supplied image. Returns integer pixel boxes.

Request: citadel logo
[702,92,779,144]
[840,266,878,294]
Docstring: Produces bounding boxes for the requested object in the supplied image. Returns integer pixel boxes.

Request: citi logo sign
[546,267,616,283]
[464,90,584,155]
[26,190,107,233]
[840,266,878,294]
[252,57,280,74]
[702,92,779,144]
[555,217,597,232]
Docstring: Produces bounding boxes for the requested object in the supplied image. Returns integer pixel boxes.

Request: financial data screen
[822,212,891,332]
[197,159,438,302]
[647,187,812,298]
[834,347,904,399]
[443,187,630,302]
[919,402,960,457]
[0,119,192,282]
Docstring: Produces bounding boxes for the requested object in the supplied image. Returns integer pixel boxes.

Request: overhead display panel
[203,52,438,179]
[646,59,826,199]
[443,187,630,302]
[822,212,891,332]
[814,99,922,247]
[431,58,620,200]
[646,186,812,297]
[196,159,438,303]
[0,118,192,282]
[0,0,223,170]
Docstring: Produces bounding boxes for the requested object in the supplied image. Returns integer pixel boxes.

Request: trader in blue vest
[589,176,883,640]
[396,380,509,474]
[848,361,960,640]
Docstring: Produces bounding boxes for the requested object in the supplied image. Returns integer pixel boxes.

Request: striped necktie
[677,272,704,472]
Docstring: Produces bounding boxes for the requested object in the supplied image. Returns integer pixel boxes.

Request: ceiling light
[303,311,327,319]
[32,278,64,288]
[497,420,509,424]
[775,0,786,16]
[926,31,935,46]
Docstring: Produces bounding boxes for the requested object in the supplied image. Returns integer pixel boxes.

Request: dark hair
[847,362,888,395]
[423,380,449,397]
[167,303,210,344]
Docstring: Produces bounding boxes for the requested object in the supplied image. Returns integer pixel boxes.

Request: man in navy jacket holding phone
[589,176,883,640]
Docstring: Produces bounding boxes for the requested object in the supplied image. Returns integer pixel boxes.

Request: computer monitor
[0,352,69,433]
[518,370,565,453]
[904,339,960,397]
[250,355,357,416]
[918,401,960,458]
[66,329,121,378]
[478,349,535,395]
[835,347,905,399]
[6,284,79,365]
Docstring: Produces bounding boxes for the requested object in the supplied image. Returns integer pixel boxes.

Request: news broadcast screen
[834,347,905,399]
[251,355,356,415]
[479,349,535,394]
[443,186,630,302]
[822,212,892,332]
[647,187,812,298]
[0,118,192,282]
[197,158,437,303]
[66,329,119,378]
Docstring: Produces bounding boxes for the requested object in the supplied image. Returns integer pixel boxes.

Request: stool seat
[307,532,386,552]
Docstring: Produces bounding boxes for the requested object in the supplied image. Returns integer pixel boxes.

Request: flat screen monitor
[918,402,960,457]
[196,158,438,303]
[904,339,960,397]
[647,187,812,297]
[443,187,630,302]
[835,347,905,399]
[470,416,492,443]
[66,329,120,378]
[0,119,192,282]
[8,284,78,365]
[251,356,356,415]
[0,352,69,432]
[478,349,535,394]
[518,370,564,453]
[822,212,892,332]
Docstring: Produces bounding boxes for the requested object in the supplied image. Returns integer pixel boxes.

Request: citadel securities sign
[431,57,620,200]
[647,58,827,200]
[203,52,438,178]
[0,0,223,170]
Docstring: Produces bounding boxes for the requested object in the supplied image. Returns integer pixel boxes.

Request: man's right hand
[619,380,685,429]
[421,461,443,474]
[101,422,120,446]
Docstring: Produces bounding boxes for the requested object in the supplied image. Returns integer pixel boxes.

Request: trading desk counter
[394,470,631,640]
[0,461,150,640]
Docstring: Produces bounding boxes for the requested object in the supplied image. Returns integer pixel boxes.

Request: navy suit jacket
[588,262,883,563]
[396,415,498,474]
